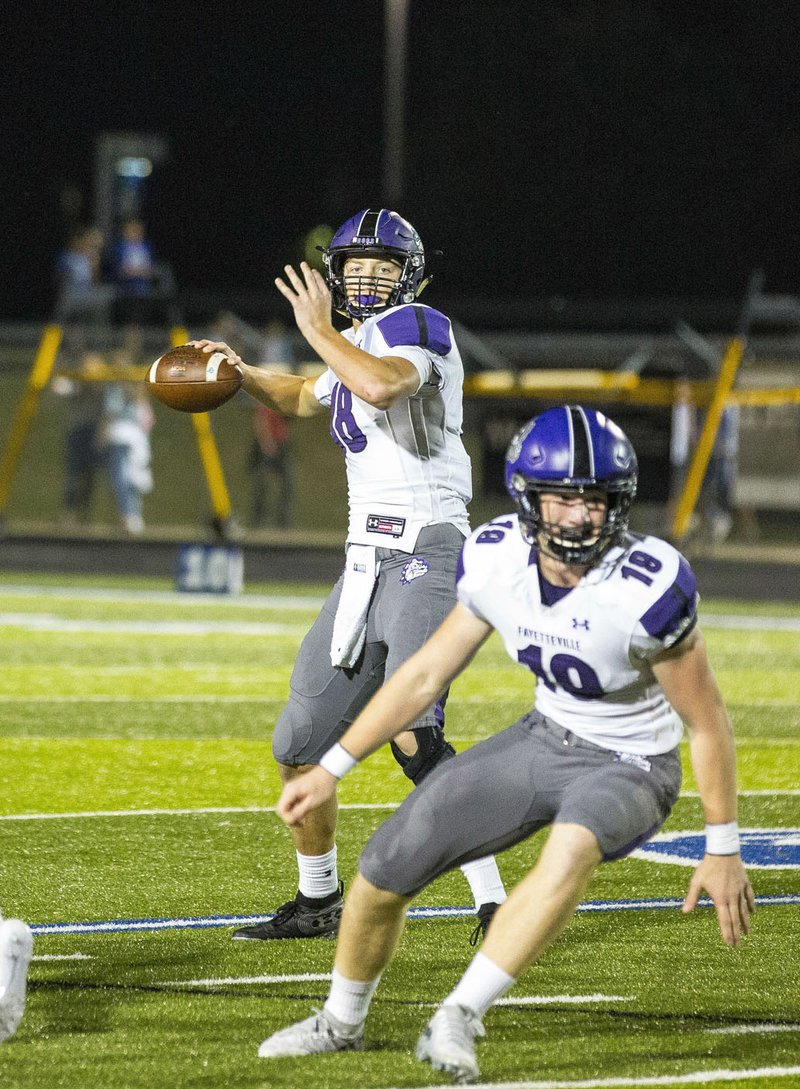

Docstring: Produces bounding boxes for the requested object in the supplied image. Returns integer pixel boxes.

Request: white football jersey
[457,515,699,755]
[314,303,472,553]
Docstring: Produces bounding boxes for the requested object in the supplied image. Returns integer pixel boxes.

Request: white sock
[296,846,339,900]
[444,952,516,1020]
[323,967,380,1029]
[460,855,507,910]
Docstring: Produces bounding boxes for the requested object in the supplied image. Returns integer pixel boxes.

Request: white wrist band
[705,821,740,855]
[319,742,358,780]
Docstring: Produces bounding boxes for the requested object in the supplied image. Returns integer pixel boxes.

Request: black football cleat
[468,901,500,947]
[232,882,344,941]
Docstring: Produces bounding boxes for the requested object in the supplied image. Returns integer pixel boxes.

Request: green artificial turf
[0,577,797,1089]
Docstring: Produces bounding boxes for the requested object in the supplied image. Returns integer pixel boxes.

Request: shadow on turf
[26,979,800,1035]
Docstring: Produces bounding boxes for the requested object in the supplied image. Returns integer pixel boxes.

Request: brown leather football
[146,344,243,413]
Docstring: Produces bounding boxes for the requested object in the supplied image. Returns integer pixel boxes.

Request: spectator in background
[669,396,740,543]
[52,352,106,526]
[703,405,739,543]
[111,218,159,326]
[248,403,293,528]
[54,337,154,535]
[112,217,156,294]
[54,225,113,331]
[98,344,155,536]
[209,313,297,529]
[248,319,295,528]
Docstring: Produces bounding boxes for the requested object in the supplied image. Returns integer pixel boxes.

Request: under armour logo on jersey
[572,618,590,630]
[400,557,429,584]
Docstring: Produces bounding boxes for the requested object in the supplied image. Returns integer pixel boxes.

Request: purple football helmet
[322,208,426,319]
[505,405,638,564]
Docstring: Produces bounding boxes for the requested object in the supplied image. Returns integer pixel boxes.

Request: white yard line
[495,994,630,1007]
[2,793,798,824]
[0,613,306,636]
[704,1024,800,1036]
[163,972,333,986]
[0,695,281,702]
[700,614,800,632]
[160,973,630,1008]
[0,803,399,822]
[0,584,325,610]
[389,1067,800,1089]
[3,584,797,632]
[27,895,799,936]
[0,604,799,638]
[31,953,91,961]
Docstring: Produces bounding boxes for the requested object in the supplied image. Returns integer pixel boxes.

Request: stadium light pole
[383,0,409,205]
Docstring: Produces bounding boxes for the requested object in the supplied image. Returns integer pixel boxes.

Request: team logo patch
[633,828,800,869]
[400,557,429,585]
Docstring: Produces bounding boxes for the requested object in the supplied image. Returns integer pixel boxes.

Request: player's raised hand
[275,262,332,339]
[682,853,755,946]
[277,766,338,828]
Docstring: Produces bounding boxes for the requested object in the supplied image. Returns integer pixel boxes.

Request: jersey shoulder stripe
[639,553,697,639]
[608,534,699,647]
[375,304,452,357]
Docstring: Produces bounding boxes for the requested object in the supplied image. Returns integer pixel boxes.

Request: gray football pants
[359,709,682,896]
[272,523,464,767]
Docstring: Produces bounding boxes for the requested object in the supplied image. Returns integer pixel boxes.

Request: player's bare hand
[275,262,332,339]
[276,766,338,827]
[682,854,755,946]
[188,340,245,372]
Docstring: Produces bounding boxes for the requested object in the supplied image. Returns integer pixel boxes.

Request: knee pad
[390,725,455,785]
[272,701,315,766]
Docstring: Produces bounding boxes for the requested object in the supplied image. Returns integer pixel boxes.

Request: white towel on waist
[330,545,380,668]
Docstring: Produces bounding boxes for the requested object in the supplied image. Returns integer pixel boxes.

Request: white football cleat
[0,918,33,1043]
[415,1003,485,1084]
[258,1007,364,1058]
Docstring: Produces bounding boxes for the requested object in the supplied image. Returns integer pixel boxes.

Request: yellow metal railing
[0,324,62,514]
[462,341,799,543]
[0,324,234,527]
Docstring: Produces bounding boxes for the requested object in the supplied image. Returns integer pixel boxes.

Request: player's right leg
[258,873,411,1058]
[232,576,385,942]
[257,716,552,1061]
[0,916,33,1043]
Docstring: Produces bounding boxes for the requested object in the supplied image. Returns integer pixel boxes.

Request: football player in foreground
[0,914,33,1043]
[193,209,505,941]
[258,406,755,1084]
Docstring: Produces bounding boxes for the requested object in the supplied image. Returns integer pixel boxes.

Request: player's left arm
[275,261,420,409]
[652,628,755,946]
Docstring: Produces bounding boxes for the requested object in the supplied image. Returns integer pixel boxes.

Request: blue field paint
[29,894,799,936]
[635,829,800,869]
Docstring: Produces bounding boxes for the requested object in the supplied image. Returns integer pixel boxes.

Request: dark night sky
[4,1,800,324]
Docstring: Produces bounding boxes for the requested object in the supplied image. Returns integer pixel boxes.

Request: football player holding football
[193,209,505,941]
[258,406,755,1084]
[0,914,32,1043]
